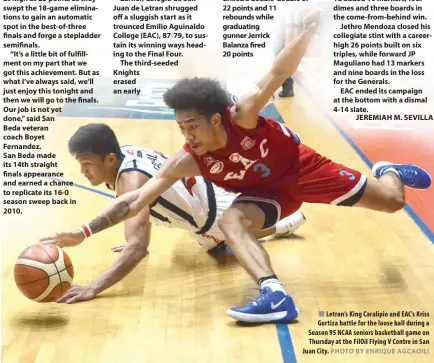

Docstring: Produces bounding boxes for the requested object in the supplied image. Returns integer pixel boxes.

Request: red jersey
[183,104,301,194]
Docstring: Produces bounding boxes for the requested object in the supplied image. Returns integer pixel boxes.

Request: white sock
[260,278,287,294]
[274,220,290,235]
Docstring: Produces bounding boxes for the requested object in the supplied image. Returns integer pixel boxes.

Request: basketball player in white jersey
[57,124,305,304]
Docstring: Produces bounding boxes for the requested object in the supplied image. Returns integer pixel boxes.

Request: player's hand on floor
[111,243,126,253]
[39,229,85,248]
[56,285,96,304]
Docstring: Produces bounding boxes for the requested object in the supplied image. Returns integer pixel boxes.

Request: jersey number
[254,163,271,178]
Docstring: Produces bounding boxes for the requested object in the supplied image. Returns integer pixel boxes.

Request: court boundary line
[66,178,298,363]
[276,324,298,363]
[293,75,434,244]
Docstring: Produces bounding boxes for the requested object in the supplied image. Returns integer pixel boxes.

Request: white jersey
[107,146,221,243]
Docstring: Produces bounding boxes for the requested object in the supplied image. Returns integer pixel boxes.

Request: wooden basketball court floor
[2,75,434,363]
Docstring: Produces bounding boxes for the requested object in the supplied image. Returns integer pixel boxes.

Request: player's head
[163,77,232,155]
[68,123,122,186]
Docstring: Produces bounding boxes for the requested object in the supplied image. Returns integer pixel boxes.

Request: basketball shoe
[372,162,431,189]
[227,287,299,323]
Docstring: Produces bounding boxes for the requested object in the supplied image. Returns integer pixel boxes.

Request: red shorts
[234,144,367,221]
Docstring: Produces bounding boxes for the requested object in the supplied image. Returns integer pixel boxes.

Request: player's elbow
[129,242,149,261]
[136,247,148,261]
[129,189,149,217]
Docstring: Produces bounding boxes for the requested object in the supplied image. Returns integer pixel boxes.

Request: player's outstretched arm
[40,149,200,248]
[57,206,152,304]
[56,171,153,304]
[86,174,174,235]
[233,11,320,129]
[38,175,173,248]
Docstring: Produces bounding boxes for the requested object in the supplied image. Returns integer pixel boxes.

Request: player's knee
[384,194,405,213]
[218,208,249,233]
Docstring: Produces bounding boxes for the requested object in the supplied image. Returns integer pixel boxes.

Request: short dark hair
[68,123,122,159]
[163,77,232,118]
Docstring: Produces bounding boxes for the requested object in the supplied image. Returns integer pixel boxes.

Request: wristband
[80,224,93,238]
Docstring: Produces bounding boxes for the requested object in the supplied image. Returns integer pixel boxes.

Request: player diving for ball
[54,123,305,304]
[42,11,431,323]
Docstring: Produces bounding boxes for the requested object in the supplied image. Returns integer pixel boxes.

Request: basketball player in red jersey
[52,124,304,304]
[41,13,431,323]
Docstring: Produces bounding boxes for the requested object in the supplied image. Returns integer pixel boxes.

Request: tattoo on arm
[89,201,131,234]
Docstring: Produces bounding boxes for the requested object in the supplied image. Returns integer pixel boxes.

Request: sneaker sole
[226,308,299,324]
[372,161,396,177]
[372,161,432,190]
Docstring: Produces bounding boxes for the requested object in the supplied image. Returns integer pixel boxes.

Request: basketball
[14,244,74,302]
